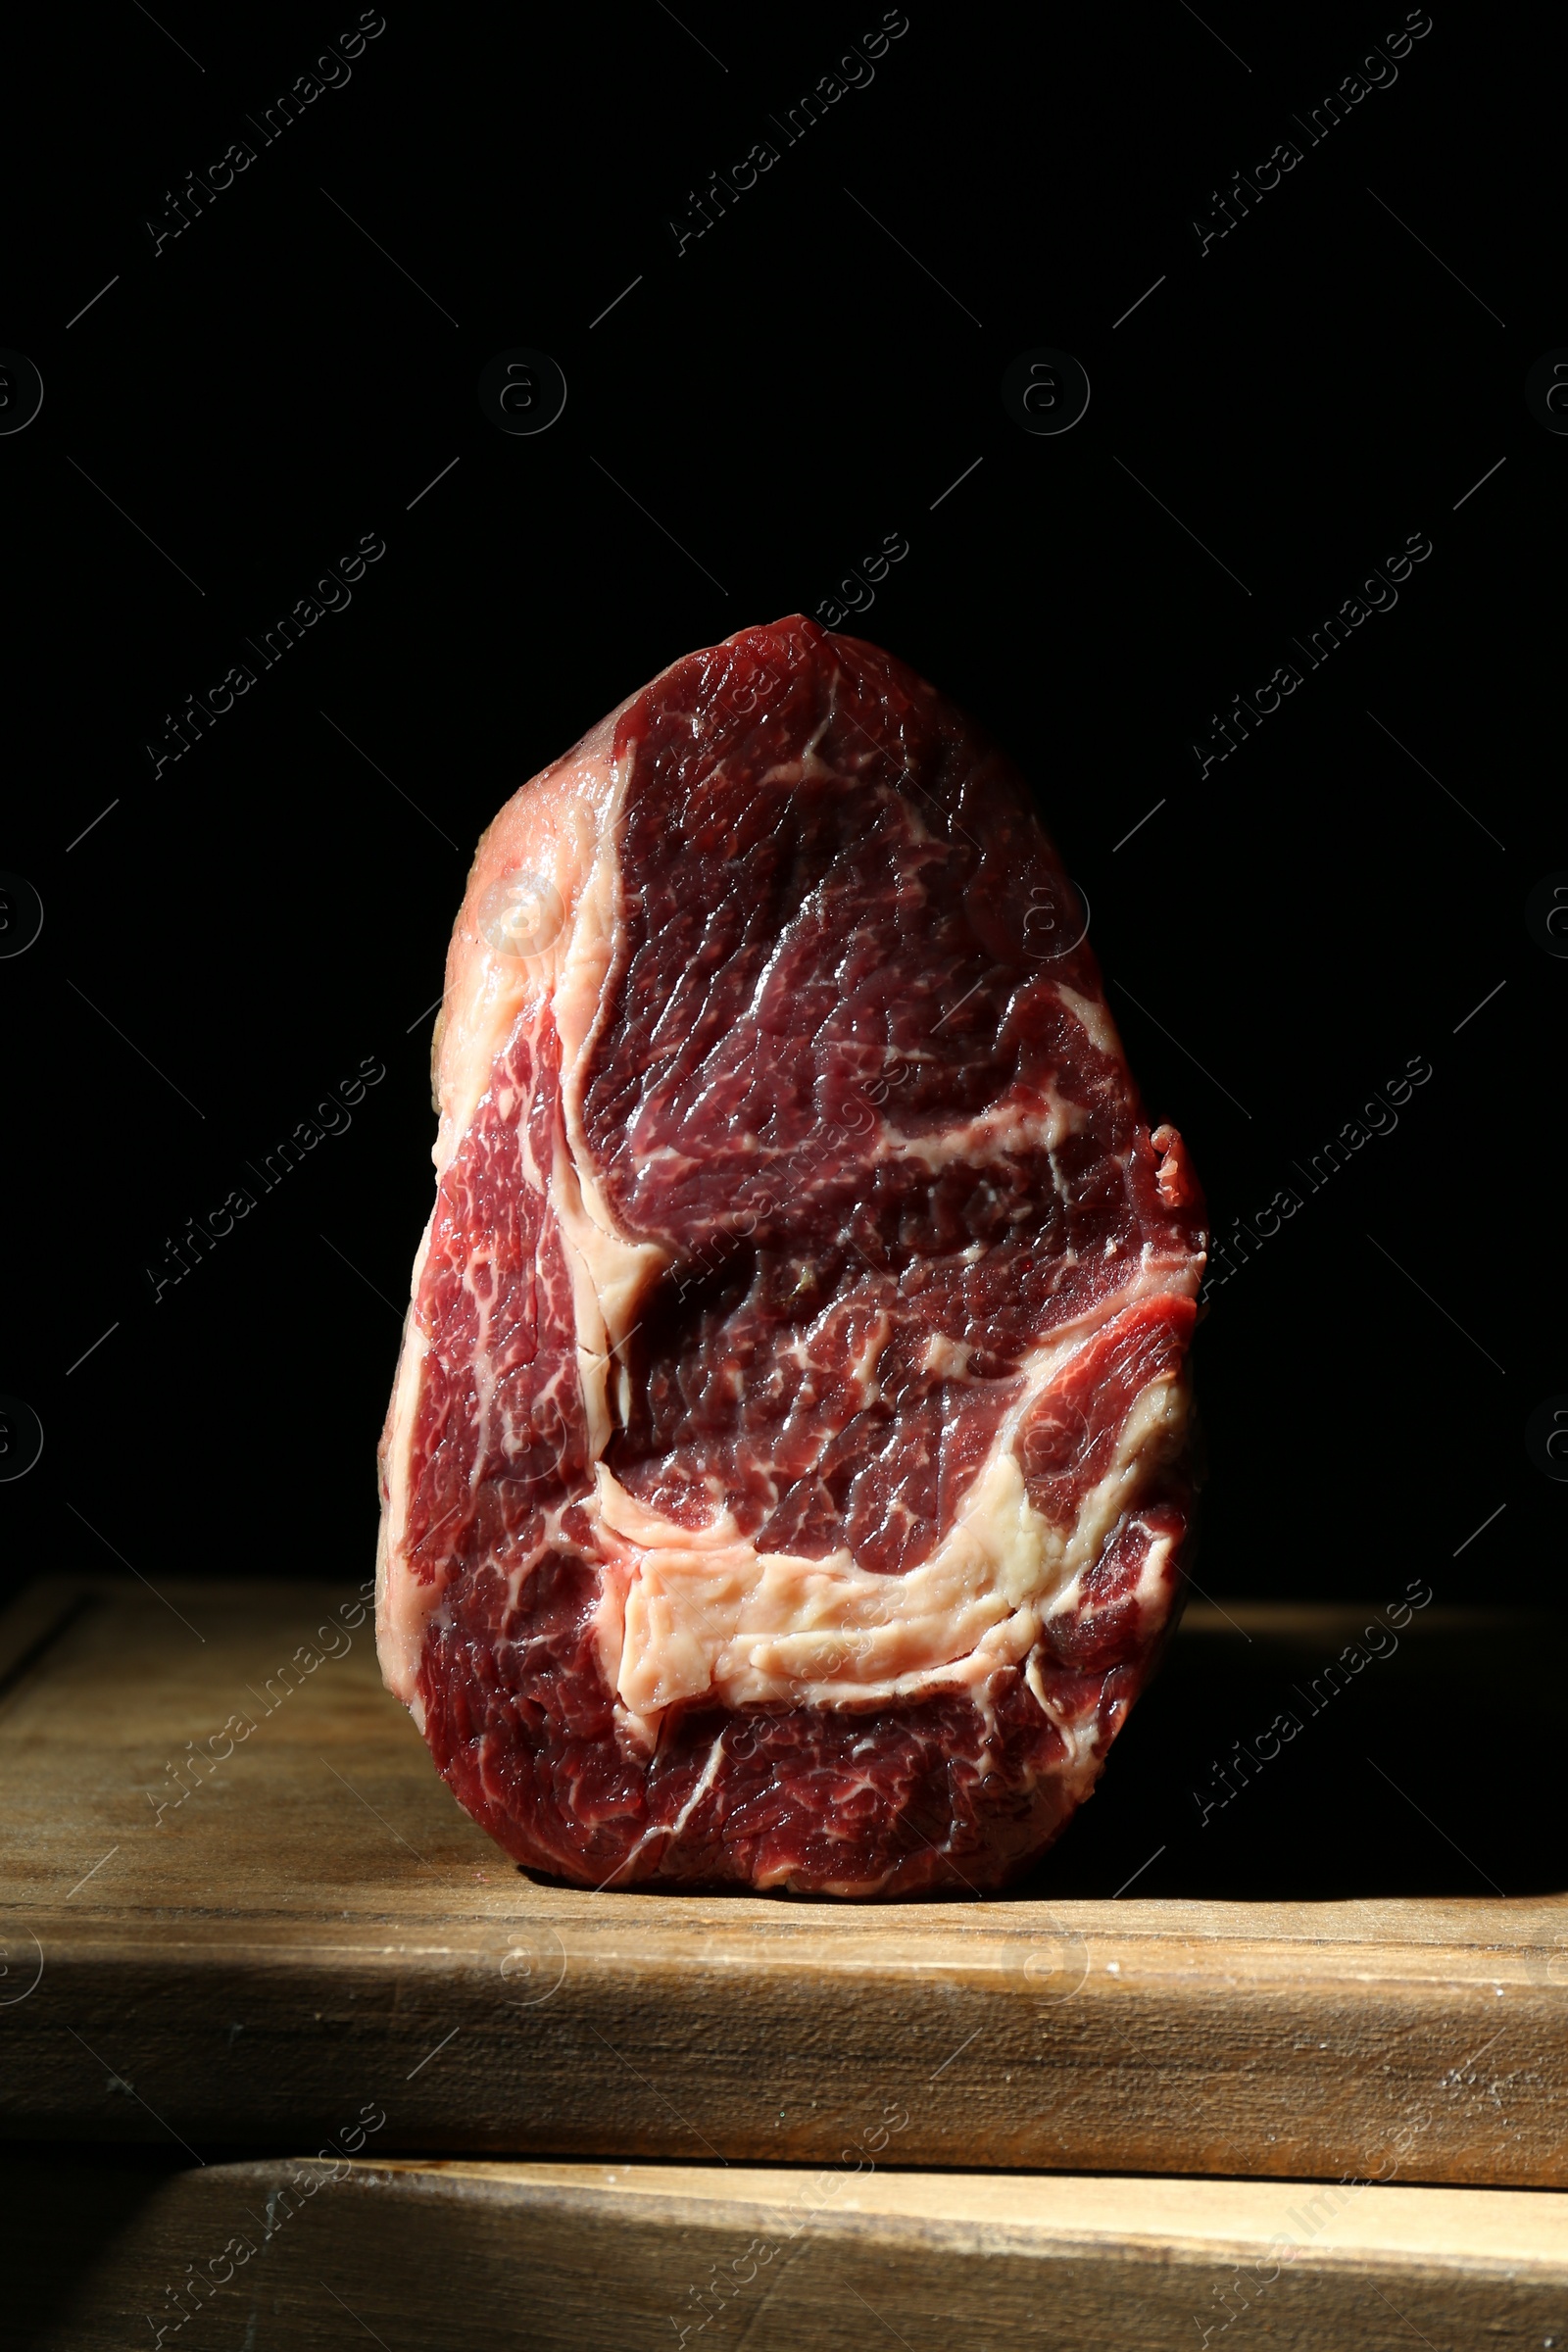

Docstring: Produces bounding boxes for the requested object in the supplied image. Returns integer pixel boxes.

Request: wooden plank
[10,2155,1568,2350]
[3,1577,1566,2183]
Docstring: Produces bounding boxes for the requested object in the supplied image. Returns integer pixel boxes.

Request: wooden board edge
[10,2154,1567,2352]
[344,2156,1568,2271]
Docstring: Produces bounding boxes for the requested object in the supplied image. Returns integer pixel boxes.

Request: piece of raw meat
[376,617,1206,1896]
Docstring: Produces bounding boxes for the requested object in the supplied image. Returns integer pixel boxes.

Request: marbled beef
[376,617,1206,1896]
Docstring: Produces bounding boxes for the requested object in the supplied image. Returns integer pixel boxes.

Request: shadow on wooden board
[1034,1601,1568,1901]
[5,2146,182,2348]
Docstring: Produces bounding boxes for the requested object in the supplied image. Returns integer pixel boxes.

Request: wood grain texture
[3,1578,1566,2184]
[9,2155,1568,2351]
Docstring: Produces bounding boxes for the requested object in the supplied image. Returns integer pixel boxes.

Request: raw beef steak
[377,616,1206,1896]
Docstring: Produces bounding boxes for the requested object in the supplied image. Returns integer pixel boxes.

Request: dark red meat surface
[378,618,1206,1896]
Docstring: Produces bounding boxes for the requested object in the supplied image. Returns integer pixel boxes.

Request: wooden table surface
[3,1575,1565,2188]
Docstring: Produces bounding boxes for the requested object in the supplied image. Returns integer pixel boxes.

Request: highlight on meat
[376,616,1207,1896]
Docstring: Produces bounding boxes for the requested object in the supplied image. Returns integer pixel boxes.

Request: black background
[1,5,1556,1889]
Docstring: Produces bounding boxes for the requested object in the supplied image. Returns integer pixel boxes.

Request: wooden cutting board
[10,2153,1568,2350]
[3,1575,1565,2186]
